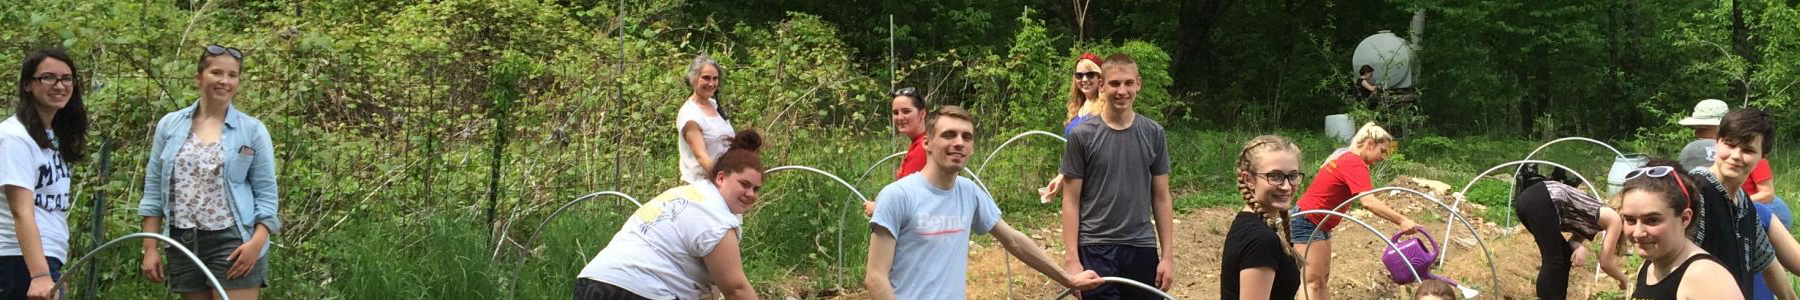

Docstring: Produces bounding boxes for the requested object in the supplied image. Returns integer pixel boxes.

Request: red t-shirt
[1298,152,1375,232]
[895,134,927,179]
[1743,160,1773,195]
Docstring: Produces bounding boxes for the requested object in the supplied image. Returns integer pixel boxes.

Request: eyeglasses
[205,44,243,60]
[890,87,917,98]
[32,74,76,87]
[1256,171,1306,186]
[1073,71,1100,80]
[1624,166,1694,208]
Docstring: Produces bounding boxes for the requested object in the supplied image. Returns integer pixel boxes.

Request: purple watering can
[1382,226,1480,297]
[1382,226,1444,284]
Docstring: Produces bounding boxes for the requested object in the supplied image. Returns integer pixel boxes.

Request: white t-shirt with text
[0,116,73,262]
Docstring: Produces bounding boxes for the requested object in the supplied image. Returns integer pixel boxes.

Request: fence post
[82,138,110,300]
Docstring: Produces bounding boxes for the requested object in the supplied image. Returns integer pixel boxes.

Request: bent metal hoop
[55,232,232,300]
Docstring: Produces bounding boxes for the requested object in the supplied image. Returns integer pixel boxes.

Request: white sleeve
[0,136,37,190]
[675,103,698,131]
[685,205,738,257]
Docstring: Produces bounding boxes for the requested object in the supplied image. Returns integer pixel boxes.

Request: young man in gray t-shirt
[1058,53,1177,300]
[864,106,1100,300]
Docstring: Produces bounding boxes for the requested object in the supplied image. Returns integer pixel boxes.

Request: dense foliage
[1,0,1795,298]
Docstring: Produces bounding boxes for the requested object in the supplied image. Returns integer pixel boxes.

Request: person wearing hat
[1679,99,1727,172]
[1682,100,1792,228]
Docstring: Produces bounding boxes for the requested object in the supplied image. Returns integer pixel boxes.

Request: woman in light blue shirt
[137,45,281,300]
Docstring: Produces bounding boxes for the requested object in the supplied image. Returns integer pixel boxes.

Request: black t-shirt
[1221,212,1300,299]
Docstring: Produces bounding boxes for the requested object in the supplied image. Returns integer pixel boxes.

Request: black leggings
[572,279,650,300]
[1515,183,1572,300]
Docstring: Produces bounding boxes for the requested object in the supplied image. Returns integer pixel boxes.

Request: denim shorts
[165,227,268,293]
[1290,208,1332,243]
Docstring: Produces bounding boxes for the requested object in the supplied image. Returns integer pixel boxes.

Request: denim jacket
[136,103,281,257]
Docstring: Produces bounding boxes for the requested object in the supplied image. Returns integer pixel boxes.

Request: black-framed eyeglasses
[32,74,76,87]
[205,44,243,59]
[1257,171,1306,186]
[1624,166,1693,207]
[1073,71,1100,80]
[891,87,917,98]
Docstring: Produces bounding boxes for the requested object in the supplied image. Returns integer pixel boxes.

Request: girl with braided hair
[1220,135,1303,299]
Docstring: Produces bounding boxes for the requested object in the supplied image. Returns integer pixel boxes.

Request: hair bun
[729,130,762,152]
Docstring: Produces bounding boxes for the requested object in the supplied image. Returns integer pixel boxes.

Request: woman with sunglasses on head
[677,54,736,184]
[1037,53,1105,202]
[137,45,280,300]
[1492,163,1628,299]
[1618,161,1742,300]
[2,48,90,300]
[888,87,927,179]
[863,87,928,216]
[1220,136,1303,299]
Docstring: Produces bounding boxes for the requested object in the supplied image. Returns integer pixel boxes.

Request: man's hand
[1067,270,1103,291]
[1155,258,1174,290]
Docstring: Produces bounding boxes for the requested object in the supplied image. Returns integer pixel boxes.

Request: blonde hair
[1415,279,1459,299]
[1236,135,1303,262]
[1065,60,1102,123]
[1350,122,1394,149]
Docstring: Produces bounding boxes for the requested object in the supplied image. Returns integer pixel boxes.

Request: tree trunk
[1731,0,1759,103]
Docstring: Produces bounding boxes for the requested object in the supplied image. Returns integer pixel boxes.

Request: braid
[1278,211,1302,263]
[1238,135,1304,262]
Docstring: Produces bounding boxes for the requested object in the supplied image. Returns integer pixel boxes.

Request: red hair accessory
[1077,52,1102,67]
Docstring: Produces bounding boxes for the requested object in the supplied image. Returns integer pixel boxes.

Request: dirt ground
[804,176,1627,299]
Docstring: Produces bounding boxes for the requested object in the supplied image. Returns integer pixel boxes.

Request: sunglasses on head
[205,44,243,59]
[1074,71,1100,80]
[1625,166,1694,209]
[891,87,917,98]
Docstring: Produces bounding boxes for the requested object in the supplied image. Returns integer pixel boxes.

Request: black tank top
[1631,253,1718,300]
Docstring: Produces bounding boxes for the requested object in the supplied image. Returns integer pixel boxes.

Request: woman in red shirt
[1290,122,1419,300]
[864,87,928,216]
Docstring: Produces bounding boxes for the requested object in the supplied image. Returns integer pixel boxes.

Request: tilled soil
[800,177,1627,299]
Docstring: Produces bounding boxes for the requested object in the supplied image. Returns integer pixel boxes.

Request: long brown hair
[1065,53,1101,123]
[1236,135,1302,261]
[14,48,89,162]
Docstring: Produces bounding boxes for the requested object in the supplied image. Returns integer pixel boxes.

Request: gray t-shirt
[870,173,1002,300]
[1059,114,1171,248]
[1681,139,1717,171]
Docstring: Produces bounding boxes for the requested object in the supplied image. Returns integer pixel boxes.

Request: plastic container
[1382,226,1439,284]
[1607,153,1650,195]
[1325,114,1355,143]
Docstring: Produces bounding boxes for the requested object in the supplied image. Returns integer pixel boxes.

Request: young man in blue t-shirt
[864,105,1102,300]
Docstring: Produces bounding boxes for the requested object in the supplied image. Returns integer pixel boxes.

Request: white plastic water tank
[1353,30,1416,89]
[1325,114,1356,143]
